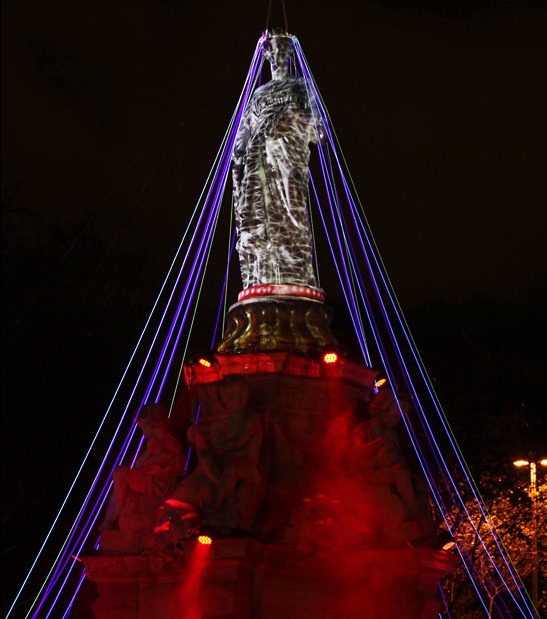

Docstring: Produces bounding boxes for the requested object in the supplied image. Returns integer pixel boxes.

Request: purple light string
[315,141,370,362]
[316,169,507,616]
[308,171,369,362]
[319,142,387,372]
[59,569,86,619]
[41,146,226,600]
[34,173,218,615]
[315,142,368,347]
[438,582,452,618]
[7,69,249,619]
[211,229,237,349]
[41,491,107,619]
[154,192,226,401]
[153,66,259,402]
[142,83,250,406]
[19,40,266,619]
[294,41,527,617]
[34,481,113,618]
[37,187,221,607]
[345,191,529,614]
[296,36,524,600]
[334,159,529,613]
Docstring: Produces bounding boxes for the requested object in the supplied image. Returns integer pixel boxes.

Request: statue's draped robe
[233,75,321,290]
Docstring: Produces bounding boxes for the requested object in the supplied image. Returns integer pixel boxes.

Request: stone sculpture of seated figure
[352,390,418,518]
[154,374,264,545]
[99,403,184,553]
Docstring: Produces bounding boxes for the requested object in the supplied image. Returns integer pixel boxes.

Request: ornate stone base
[84,539,457,619]
[216,297,339,356]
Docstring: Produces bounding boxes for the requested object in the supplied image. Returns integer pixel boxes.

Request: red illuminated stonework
[85,539,457,619]
[87,345,456,617]
[184,351,377,387]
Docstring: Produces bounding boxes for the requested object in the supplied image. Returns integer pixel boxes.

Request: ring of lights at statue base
[238,284,325,303]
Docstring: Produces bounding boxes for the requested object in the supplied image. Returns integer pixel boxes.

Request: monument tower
[83,30,456,618]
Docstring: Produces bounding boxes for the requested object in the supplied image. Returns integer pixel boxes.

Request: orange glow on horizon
[323,352,338,364]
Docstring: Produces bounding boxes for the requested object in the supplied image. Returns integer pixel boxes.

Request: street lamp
[513,457,547,617]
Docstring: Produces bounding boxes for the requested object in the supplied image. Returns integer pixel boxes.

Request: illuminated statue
[100,404,184,541]
[156,374,264,541]
[232,30,324,290]
[352,390,421,523]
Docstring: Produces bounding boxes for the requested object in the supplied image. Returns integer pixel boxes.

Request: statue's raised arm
[232,30,324,292]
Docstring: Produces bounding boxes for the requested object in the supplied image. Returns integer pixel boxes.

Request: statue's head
[369,389,408,428]
[262,29,294,72]
[136,403,170,431]
[216,374,251,413]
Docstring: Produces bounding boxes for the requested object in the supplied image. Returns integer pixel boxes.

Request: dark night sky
[3,0,547,306]
[2,0,547,615]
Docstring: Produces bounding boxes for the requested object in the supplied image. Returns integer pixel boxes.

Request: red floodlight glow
[198,535,212,545]
[323,352,338,364]
[198,358,212,368]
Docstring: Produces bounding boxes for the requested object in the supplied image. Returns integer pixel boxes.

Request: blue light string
[319,141,375,365]
[154,188,226,400]
[313,141,371,362]
[211,229,237,349]
[315,189,505,615]
[344,190,531,615]
[308,171,369,362]
[25,97,240,618]
[327,153,526,614]
[34,180,221,612]
[329,191,510,615]
[10,39,266,619]
[293,39,531,617]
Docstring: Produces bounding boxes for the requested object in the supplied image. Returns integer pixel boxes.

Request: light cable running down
[7,39,265,619]
[293,37,534,617]
[310,147,508,617]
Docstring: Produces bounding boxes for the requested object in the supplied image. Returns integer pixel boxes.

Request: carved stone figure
[99,404,184,552]
[352,390,419,520]
[155,375,264,543]
[232,30,324,290]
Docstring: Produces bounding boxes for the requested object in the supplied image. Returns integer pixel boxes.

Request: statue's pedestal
[84,539,456,619]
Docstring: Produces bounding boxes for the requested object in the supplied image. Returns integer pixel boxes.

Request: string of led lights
[6,33,536,619]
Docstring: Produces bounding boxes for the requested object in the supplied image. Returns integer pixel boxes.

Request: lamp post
[513,457,547,616]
